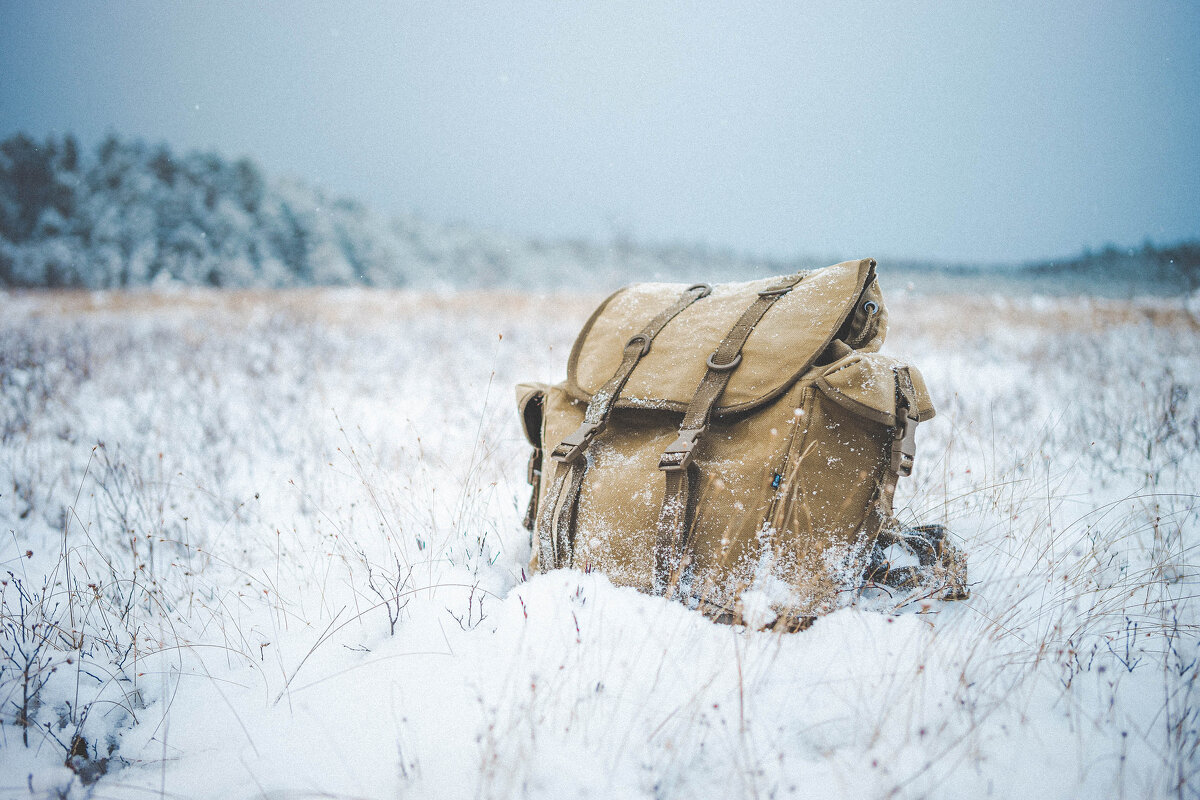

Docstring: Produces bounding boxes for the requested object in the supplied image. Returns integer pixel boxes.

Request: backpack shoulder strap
[537,282,713,570]
[516,383,548,532]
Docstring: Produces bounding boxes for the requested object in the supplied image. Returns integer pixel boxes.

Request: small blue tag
[771,473,783,489]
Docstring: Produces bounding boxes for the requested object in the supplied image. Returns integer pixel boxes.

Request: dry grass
[0,285,1196,799]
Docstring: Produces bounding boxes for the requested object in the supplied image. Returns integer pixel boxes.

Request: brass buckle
[659,428,704,471]
[551,421,605,463]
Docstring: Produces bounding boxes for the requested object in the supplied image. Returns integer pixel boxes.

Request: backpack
[516,258,968,631]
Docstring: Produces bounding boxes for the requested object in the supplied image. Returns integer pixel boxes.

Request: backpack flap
[813,353,936,427]
[565,258,881,417]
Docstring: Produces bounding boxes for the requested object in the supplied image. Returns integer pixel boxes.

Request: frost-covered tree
[0,133,416,288]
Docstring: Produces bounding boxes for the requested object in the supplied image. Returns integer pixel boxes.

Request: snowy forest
[0,133,778,290]
[2,132,1197,293]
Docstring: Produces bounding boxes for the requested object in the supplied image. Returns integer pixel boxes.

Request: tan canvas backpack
[517,259,968,631]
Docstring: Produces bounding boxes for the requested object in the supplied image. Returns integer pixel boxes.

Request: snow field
[0,287,1197,799]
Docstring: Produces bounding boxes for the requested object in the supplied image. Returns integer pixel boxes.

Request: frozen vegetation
[0,285,1196,798]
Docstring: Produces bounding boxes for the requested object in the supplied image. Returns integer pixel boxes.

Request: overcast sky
[2,1,1197,262]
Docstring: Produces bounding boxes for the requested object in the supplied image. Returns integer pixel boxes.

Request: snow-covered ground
[1,285,1197,799]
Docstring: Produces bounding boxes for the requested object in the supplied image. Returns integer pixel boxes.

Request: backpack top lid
[565,258,883,417]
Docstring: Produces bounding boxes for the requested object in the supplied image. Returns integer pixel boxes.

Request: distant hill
[1,133,1196,293]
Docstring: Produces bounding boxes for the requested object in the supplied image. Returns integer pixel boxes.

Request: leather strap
[537,282,713,570]
[652,272,807,595]
[875,366,920,521]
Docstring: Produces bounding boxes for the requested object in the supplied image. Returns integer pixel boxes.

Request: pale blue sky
[2,1,1197,261]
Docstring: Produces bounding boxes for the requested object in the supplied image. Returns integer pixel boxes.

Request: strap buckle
[551,421,605,463]
[659,428,704,471]
[626,334,652,356]
[705,351,742,371]
[891,413,918,477]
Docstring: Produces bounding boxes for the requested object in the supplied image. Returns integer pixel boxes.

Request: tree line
[1,132,1195,291]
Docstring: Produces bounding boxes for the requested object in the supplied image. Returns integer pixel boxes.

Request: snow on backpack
[516,259,968,631]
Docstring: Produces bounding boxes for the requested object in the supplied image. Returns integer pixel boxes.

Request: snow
[0,288,1196,799]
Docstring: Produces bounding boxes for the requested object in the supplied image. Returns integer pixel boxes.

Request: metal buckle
[551,421,605,463]
[705,352,742,371]
[527,448,542,484]
[658,428,704,471]
[891,414,918,477]
[626,334,652,356]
